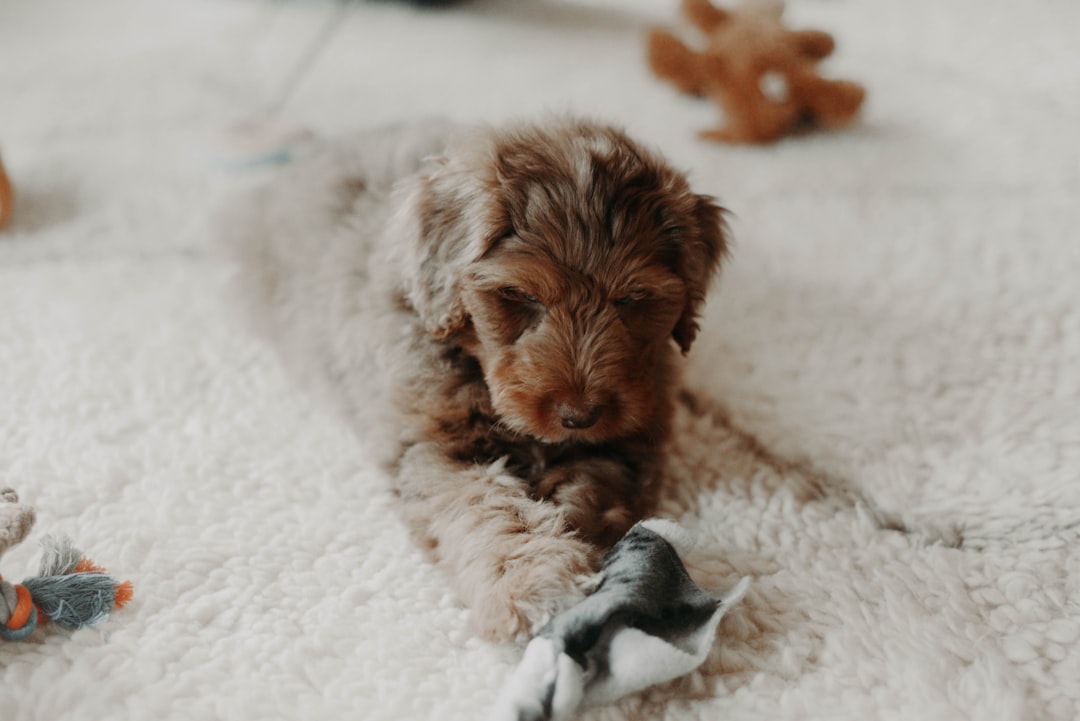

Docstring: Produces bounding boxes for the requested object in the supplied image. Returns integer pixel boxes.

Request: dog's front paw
[470,536,599,642]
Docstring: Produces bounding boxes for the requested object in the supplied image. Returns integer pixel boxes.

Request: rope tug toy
[0,488,132,641]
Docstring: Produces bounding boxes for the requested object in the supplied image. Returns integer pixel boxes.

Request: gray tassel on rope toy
[0,488,132,641]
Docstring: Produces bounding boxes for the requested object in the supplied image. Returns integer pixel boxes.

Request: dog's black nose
[557,403,602,429]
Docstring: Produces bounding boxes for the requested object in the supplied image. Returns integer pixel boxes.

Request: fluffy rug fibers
[0,1,1077,719]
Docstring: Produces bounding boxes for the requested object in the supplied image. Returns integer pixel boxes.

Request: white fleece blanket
[1,1,1077,719]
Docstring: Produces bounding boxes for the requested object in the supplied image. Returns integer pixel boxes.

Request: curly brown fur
[219,117,728,641]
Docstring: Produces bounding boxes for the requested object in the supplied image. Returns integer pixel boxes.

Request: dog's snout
[557,402,603,430]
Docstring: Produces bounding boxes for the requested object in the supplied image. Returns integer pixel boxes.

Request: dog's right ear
[388,139,499,340]
[671,193,729,354]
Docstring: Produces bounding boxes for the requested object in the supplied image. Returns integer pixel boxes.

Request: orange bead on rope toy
[0,152,13,230]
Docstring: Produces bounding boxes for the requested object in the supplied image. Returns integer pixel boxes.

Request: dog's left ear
[389,135,498,340]
[671,194,728,354]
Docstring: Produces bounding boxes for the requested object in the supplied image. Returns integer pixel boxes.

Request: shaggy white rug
[1,0,1078,719]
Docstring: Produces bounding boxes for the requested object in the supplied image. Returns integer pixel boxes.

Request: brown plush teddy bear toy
[648,0,866,143]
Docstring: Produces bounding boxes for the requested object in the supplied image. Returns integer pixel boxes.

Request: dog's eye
[614,289,650,306]
[498,287,542,305]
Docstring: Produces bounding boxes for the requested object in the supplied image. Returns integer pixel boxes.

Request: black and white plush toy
[489,520,750,721]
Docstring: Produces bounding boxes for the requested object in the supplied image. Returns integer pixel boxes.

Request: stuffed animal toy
[488,519,749,721]
[647,0,866,143]
[0,488,132,641]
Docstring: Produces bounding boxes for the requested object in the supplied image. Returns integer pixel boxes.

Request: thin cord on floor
[262,0,363,118]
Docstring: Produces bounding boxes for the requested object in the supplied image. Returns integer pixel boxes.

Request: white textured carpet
[1,1,1078,719]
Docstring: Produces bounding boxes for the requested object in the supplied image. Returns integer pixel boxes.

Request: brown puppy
[221,118,728,640]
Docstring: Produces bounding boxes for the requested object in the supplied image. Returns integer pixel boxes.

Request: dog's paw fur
[472,535,600,642]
